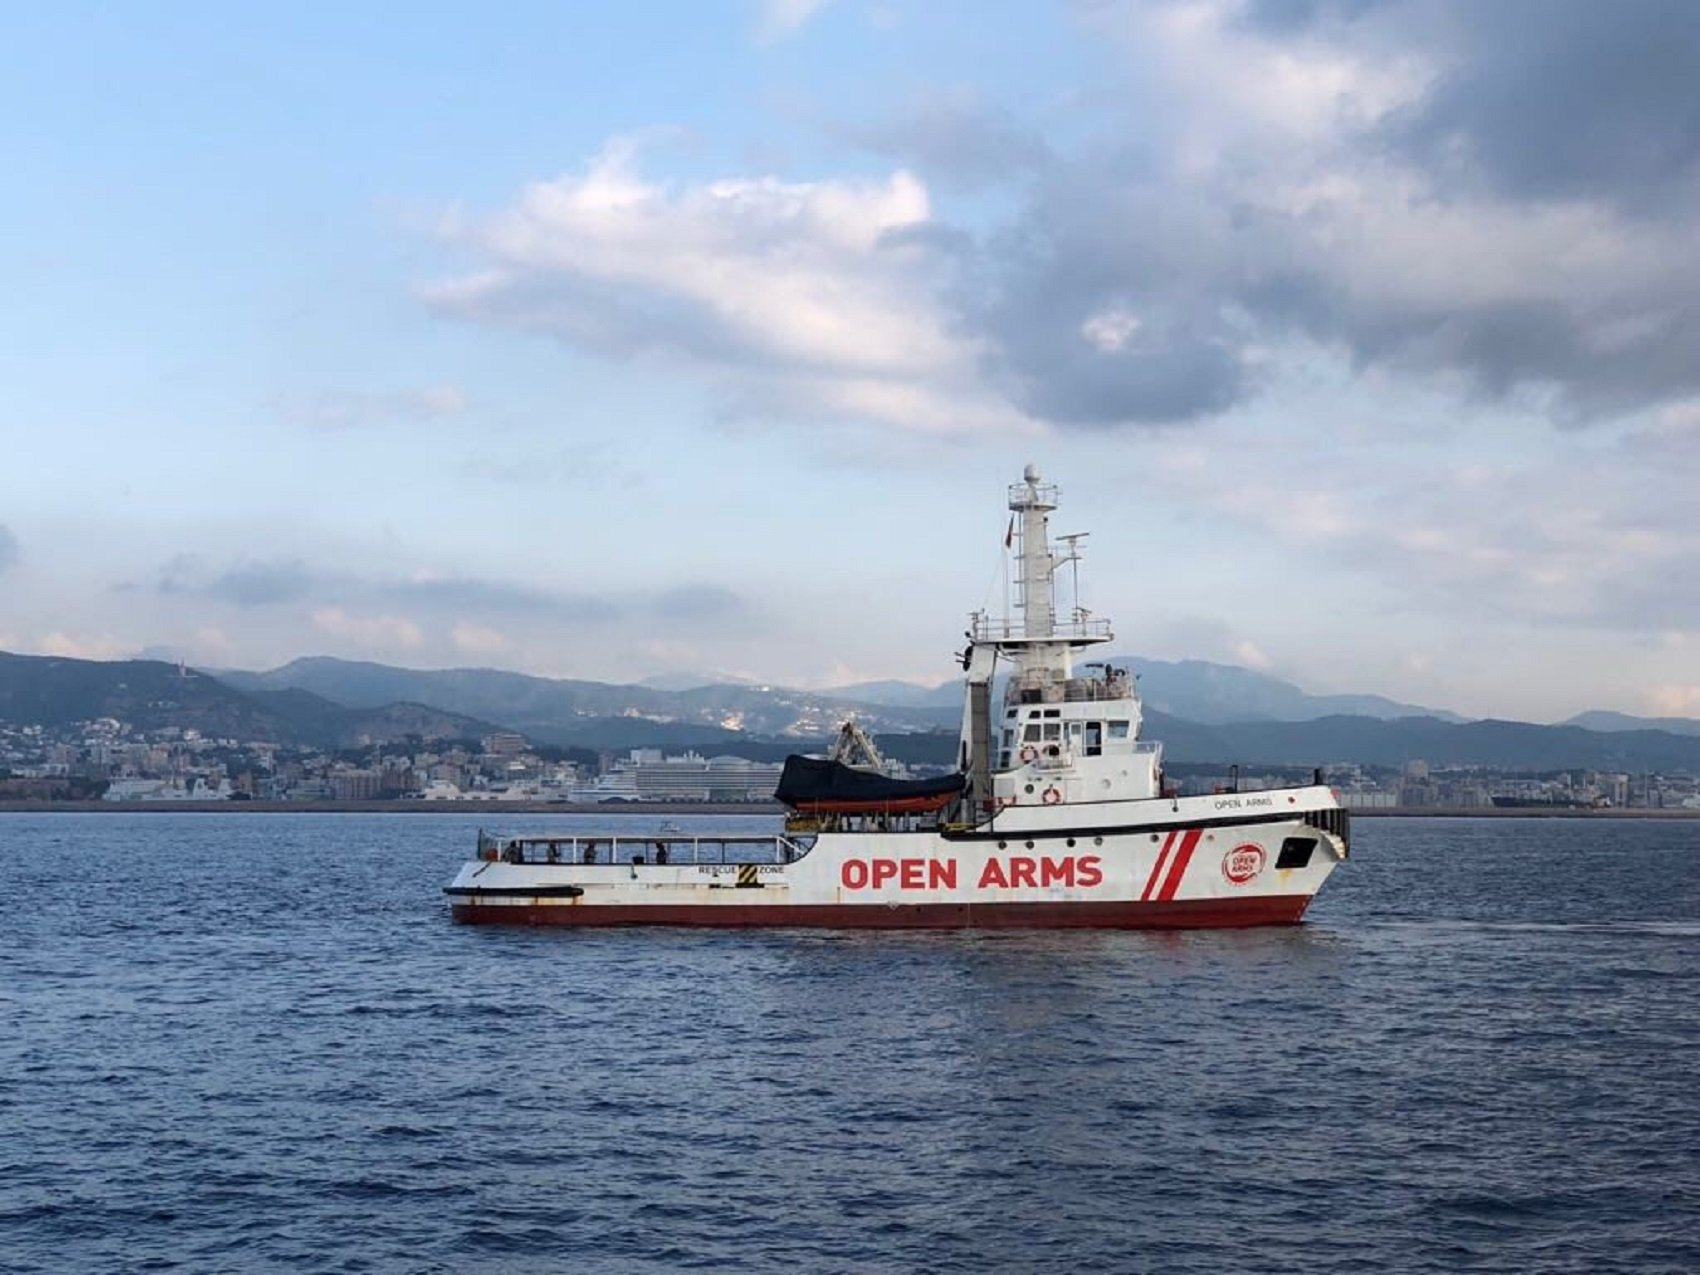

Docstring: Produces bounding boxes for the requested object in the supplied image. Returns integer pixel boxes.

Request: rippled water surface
[3,813,1698,1273]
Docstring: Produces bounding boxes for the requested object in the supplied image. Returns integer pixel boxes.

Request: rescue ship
[445,465,1349,928]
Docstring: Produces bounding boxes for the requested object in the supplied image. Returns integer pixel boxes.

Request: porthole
[998,840,1007,850]
[1095,837,1104,846]
[1025,840,1035,850]
[1024,784,1035,794]
[1067,838,1076,848]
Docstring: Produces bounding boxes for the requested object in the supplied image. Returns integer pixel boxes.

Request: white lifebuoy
[1019,745,1038,764]
[1042,786,1062,805]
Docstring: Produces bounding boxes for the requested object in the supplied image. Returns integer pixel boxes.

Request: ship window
[1043,709,1061,718]
[1108,720,1130,739]
[1002,729,1013,749]
[1022,724,1042,742]
[1042,723,1061,741]
[1276,837,1316,870]
[1085,722,1102,757]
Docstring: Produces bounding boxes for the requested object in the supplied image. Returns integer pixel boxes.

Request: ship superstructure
[446,466,1348,927]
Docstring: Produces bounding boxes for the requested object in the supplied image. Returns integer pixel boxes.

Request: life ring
[1019,745,1038,764]
[1042,786,1062,805]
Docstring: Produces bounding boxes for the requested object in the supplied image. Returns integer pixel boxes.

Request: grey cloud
[431,3,1700,432]
[1384,1,1700,209]
[156,555,316,606]
[1232,0,1392,36]
[151,553,745,627]
[428,271,776,372]
[953,3,1700,425]
[0,524,17,573]
[961,175,1261,424]
[1339,297,1700,419]
[382,575,619,622]
[836,94,1054,190]
[650,585,745,622]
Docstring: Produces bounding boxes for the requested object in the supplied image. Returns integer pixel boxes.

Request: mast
[1012,462,1058,640]
[960,464,1114,814]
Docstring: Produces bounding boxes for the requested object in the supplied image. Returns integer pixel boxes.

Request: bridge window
[1085,722,1102,756]
[1108,720,1130,739]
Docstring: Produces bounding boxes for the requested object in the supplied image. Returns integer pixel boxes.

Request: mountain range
[832,657,1465,724]
[7,649,1700,772]
[0,651,501,749]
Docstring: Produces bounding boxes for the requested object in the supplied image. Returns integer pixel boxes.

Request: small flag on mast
[1004,516,1015,549]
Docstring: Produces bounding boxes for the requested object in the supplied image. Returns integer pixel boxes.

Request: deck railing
[483,833,813,868]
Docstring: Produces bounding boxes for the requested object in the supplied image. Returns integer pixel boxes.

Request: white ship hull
[446,788,1348,928]
[447,465,1351,930]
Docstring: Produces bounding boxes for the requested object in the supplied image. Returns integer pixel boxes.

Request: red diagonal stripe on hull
[1142,830,1177,901]
[1157,829,1203,902]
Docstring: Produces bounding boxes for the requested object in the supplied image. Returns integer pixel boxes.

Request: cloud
[149,553,753,629]
[1233,639,1273,670]
[450,621,510,656]
[387,572,614,619]
[311,607,426,651]
[1649,685,1700,718]
[1142,416,1700,636]
[0,523,17,573]
[159,557,317,606]
[1379,0,1700,210]
[651,585,744,622]
[38,632,131,661]
[423,5,1700,434]
[285,385,470,430]
[1036,0,1700,423]
[756,0,833,42]
[834,89,1055,190]
[426,136,1025,435]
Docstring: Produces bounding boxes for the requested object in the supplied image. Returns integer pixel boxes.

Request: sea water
[2,813,1696,1273]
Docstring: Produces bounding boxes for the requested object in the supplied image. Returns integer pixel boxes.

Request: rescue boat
[445,464,1349,928]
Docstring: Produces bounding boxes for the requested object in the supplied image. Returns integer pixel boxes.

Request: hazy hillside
[0,651,499,748]
[218,657,954,738]
[1563,710,1700,738]
[17,648,1699,773]
[1124,659,1464,724]
[1149,711,1700,771]
[832,656,1463,724]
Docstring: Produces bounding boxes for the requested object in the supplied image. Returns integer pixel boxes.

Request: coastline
[2,800,1697,819]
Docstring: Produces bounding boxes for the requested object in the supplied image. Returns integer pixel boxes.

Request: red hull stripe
[1141,830,1177,901]
[1157,828,1203,902]
[449,895,1312,930]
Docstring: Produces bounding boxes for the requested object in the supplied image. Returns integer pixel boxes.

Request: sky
[3,0,1699,725]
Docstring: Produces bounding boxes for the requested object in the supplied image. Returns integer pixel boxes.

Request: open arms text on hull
[445,465,1349,928]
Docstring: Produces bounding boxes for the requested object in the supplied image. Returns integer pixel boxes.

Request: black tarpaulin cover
[773,755,966,808]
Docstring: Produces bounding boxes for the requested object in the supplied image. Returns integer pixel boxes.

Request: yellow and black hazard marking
[735,864,764,888]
